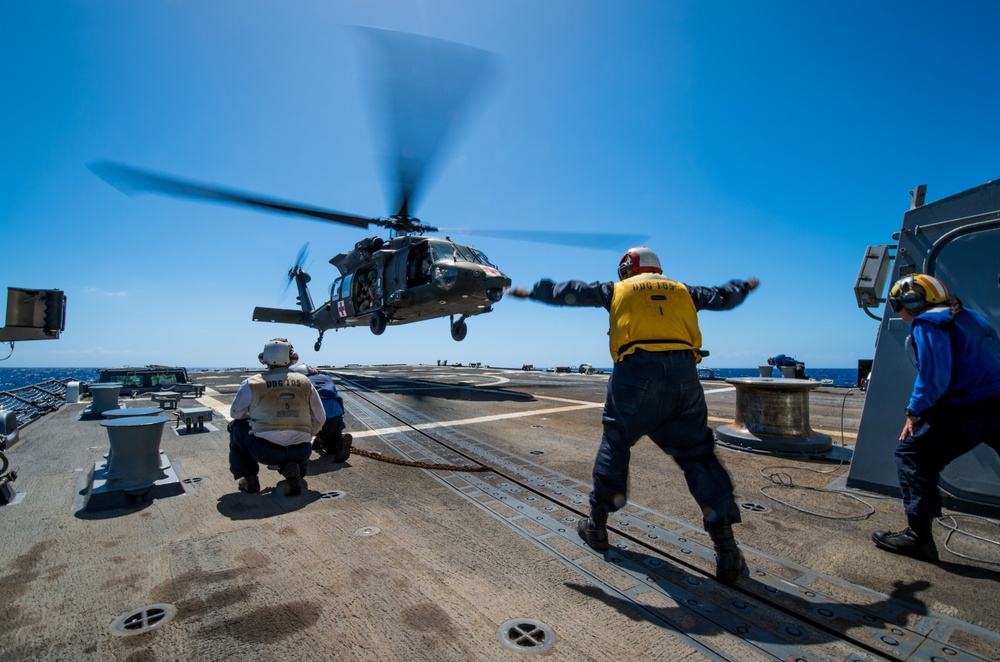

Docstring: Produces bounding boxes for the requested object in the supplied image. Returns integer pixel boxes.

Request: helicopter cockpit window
[407,242,433,286]
[468,247,496,268]
[333,274,352,301]
[454,245,478,262]
[430,242,461,264]
[429,241,495,268]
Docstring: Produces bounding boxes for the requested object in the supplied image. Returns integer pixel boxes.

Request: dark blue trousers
[895,394,1000,517]
[315,415,346,451]
[228,419,311,480]
[590,350,741,530]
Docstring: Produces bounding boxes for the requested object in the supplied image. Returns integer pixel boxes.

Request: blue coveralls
[772,354,805,378]
[308,373,346,450]
[772,354,798,366]
[528,278,755,530]
[896,305,1000,517]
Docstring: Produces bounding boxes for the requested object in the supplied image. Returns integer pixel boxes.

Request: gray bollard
[87,383,123,417]
[102,407,165,419]
[99,416,170,490]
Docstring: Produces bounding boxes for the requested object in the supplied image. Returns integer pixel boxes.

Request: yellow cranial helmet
[888,274,949,313]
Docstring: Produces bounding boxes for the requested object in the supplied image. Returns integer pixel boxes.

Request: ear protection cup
[260,338,296,367]
[888,273,949,314]
[899,291,925,311]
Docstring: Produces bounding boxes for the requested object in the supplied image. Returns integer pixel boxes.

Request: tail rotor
[282,243,311,298]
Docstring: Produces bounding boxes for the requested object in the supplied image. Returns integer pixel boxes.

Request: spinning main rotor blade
[355,27,498,220]
[437,228,651,251]
[89,161,373,229]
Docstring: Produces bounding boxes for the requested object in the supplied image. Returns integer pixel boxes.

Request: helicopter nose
[486,288,503,302]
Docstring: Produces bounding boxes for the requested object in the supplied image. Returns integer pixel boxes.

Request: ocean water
[588,366,861,386]
[697,367,861,387]
[0,365,864,392]
[0,367,100,391]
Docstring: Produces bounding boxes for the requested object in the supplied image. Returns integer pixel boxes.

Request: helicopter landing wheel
[450,316,468,342]
[369,311,387,336]
[314,331,324,352]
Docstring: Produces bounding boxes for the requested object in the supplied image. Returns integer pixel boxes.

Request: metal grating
[497,619,556,654]
[109,603,177,636]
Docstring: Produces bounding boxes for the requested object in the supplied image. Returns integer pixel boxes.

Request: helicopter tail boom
[252,307,308,325]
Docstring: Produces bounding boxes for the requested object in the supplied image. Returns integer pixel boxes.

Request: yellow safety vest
[247,369,316,434]
[609,274,702,363]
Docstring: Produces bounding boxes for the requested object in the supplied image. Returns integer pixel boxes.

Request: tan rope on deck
[349,447,489,472]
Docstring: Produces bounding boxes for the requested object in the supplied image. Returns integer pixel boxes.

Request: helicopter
[89,28,647,352]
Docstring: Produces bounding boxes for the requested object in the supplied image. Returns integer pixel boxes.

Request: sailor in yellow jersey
[509,247,759,583]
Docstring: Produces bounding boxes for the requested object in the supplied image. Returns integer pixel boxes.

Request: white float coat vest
[609,274,702,363]
[247,369,315,434]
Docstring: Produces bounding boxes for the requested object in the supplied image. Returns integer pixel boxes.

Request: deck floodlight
[0,287,66,341]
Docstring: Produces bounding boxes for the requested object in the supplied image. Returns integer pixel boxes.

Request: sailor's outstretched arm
[507,280,613,309]
[686,277,760,311]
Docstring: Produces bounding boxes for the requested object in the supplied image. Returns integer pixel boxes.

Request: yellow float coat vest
[609,274,702,363]
[247,369,316,434]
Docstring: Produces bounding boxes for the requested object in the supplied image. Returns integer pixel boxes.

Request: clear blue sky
[3,1,999,369]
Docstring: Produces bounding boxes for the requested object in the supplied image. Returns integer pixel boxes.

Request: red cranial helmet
[618,246,662,281]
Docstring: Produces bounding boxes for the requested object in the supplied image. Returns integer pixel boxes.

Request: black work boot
[708,525,747,584]
[280,463,303,496]
[578,509,610,551]
[330,433,353,463]
[238,475,260,494]
[872,515,938,562]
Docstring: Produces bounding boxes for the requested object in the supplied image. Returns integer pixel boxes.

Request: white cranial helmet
[258,338,299,368]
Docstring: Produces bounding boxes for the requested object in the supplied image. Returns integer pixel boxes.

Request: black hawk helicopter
[90,28,647,352]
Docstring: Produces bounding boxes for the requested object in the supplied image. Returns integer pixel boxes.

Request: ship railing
[0,379,73,432]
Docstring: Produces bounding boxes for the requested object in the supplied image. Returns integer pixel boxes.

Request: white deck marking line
[350,402,604,439]
[195,388,232,421]
[530,393,604,406]
[349,382,739,439]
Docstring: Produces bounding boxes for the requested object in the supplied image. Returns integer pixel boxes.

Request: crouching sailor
[229,338,326,496]
[292,363,353,463]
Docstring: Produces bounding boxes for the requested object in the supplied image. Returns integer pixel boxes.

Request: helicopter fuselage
[253,235,510,342]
